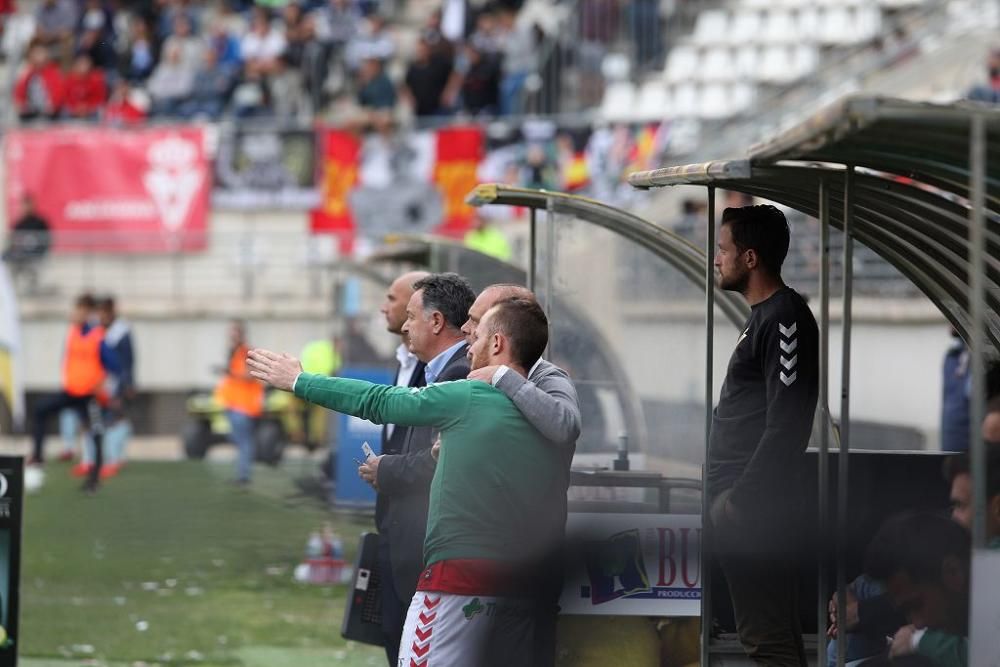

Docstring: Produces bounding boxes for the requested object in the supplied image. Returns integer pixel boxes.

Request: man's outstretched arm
[247,349,469,429]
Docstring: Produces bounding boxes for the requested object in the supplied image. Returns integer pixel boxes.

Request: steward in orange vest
[215,320,264,485]
[30,294,120,466]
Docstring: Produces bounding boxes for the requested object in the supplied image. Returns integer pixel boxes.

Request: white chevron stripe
[780,355,798,370]
[780,371,798,386]
[779,322,798,337]
[779,339,798,354]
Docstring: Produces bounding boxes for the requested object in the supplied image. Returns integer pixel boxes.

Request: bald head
[460,283,537,345]
[381,270,431,335]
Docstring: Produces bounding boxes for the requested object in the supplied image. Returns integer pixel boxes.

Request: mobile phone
[362,441,376,461]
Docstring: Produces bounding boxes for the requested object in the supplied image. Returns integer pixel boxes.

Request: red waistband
[416,559,537,597]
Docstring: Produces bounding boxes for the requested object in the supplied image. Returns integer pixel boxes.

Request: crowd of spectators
[7,0,546,125]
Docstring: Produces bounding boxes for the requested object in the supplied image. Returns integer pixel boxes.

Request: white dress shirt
[385,343,420,440]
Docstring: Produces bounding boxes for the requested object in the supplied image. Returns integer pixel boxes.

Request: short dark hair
[943,446,1000,498]
[865,512,970,583]
[486,298,549,370]
[75,293,96,309]
[721,204,790,276]
[413,273,476,331]
[97,296,116,312]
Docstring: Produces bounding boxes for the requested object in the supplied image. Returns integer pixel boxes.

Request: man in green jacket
[248,298,564,666]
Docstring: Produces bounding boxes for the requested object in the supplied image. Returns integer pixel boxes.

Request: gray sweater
[494,359,581,447]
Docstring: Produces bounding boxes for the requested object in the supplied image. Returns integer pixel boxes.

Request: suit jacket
[375,358,426,532]
[376,343,470,603]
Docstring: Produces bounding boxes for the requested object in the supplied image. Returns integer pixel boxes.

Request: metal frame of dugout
[628,94,999,667]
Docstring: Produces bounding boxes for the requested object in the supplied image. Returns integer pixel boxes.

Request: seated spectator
[345,13,394,72]
[14,42,65,121]
[34,0,77,60]
[496,6,537,115]
[122,16,156,82]
[966,48,1000,104]
[356,56,395,109]
[866,513,970,667]
[313,0,360,58]
[162,13,204,73]
[103,78,148,124]
[207,18,242,75]
[63,53,107,119]
[402,38,451,117]
[241,6,286,77]
[76,0,117,70]
[287,11,328,111]
[179,47,234,120]
[156,0,201,42]
[147,42,195,117]
[445,43,499,115]
[469,7,502,60]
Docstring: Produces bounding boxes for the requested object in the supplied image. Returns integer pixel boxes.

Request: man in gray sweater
[462,283,581,667]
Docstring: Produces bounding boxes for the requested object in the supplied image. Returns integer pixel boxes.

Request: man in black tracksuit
[708,204,819,666]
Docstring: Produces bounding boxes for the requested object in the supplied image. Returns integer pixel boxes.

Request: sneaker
[100,463,122,480]
[71,463,94,478]
[57,451,75,463]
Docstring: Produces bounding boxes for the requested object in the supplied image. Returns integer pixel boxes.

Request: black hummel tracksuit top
[708,286,820,509]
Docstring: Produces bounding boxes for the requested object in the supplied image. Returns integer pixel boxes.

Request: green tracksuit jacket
[294,372,564,568]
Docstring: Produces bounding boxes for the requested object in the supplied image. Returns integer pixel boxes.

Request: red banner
[4,127,210,253]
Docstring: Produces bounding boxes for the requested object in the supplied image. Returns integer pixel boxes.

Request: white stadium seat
[729,11,763,42]
[729,83,756,115]
[796,7,821,41]
[759,45,796,84]
[600,81,636,121]
[701,47,736,82]
[699,84,731,119]
[762,10,798,44]
[734,46,761,79]
[818,7,854,45]
[692,9,730,45]
[792,44,820,78]
[636,81,672,120]
[664,46,700,83]
[671,82,700,117]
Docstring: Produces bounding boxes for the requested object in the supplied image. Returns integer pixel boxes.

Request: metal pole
[836,167,855,667]
[817,178,831,667]
[700,186,715,667]
[544,198,556,359]
[968,113,987,549]
[528,207,537,292]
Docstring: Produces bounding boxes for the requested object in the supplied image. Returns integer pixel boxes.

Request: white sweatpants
[397,591,535,667]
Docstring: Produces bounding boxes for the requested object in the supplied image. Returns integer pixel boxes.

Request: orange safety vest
[214,344,264,417]
[62,324,106,397]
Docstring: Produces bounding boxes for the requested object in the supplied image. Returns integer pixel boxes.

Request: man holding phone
[362,272,474,665]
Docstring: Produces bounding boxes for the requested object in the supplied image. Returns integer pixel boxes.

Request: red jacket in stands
[14,64,65,115]
[64,69,107,117]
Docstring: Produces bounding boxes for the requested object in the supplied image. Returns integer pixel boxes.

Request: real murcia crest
[143,135,202,232]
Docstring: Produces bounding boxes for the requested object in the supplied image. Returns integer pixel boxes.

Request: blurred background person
[214,320,264,486]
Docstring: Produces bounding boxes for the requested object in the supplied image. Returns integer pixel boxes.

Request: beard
[469,345,490,371]
[717,267,749,293]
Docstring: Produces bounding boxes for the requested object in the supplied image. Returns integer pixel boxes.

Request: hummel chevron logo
[779,322,799,385]
[412,642,430,658]
[410,659,427,667]
[423,595,441,610]
[415,626,432,642]
[779,322,797,337]
[418,611,437,625]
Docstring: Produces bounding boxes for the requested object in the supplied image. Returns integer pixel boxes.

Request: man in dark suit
[362,272,475,665]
